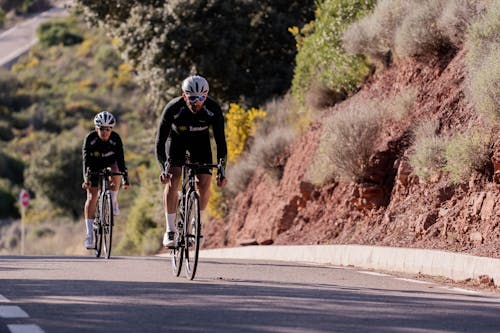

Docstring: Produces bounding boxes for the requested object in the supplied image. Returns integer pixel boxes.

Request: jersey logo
[190,126,209,132]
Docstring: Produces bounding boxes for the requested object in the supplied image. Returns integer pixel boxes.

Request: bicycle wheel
[184,191,200,280]
[94,196,103,258]
[102,192,114,259]
[171,198,184,276]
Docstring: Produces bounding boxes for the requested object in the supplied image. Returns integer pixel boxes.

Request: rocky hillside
[204,48,500,259]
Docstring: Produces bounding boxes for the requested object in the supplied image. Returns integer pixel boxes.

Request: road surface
[1,255,499,332]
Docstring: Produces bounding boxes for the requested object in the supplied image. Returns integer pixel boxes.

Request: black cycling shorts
[88,162,118,188]
[166,136,213,175]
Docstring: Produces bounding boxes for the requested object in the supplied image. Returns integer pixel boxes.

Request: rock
[469,231,483,244]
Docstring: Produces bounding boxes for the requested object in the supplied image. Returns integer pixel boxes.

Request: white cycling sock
[200,210,206,224]
[85,219,94,235]
[166,213,176,232]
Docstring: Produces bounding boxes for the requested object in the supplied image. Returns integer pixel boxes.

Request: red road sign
[20,190,30,207]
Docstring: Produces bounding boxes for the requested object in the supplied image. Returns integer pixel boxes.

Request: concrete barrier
[200,245,500,286]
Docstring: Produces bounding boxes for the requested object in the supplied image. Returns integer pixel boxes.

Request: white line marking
[0,305,29,318]
[0,295,11,302]
[446,287,480,294]
[395,278,432,284]
[358,271,392,277]
[8,324,46,333]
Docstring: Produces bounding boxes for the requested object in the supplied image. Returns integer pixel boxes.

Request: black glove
[217,159,225,181]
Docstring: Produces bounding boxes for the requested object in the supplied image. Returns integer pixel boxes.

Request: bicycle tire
[172,198,184,276]
[94,196,103,258]
[184,191,200,280]
[102,192,113,259]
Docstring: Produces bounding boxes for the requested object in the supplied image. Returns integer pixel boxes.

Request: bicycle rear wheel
[94,197,103,258]
[102,192,114,259]
[184,191,200,280]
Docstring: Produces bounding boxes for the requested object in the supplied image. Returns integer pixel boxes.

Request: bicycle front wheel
[184,191,200,280]
[102,192,114,259]
[94,197,103,258]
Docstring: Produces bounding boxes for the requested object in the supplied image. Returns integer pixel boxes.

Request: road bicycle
[87,168,126,259]
[171,158,224,280]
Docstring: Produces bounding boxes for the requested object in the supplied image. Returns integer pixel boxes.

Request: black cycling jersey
[155,96,227,172]
[82,131,127,181]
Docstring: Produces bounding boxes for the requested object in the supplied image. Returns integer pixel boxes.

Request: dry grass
[383,87,419,121]
[308,99,384,184]
[465,1,500,122]
[343,0,412,65]
[443,129,491,183]
[437,0,487,47]
[395,0,450,58]
[409,119,446,181]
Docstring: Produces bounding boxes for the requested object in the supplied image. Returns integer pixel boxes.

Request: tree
[76,0,315,107]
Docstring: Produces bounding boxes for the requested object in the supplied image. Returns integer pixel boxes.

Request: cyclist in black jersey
[82,111,130,249]
[155,75,228,247]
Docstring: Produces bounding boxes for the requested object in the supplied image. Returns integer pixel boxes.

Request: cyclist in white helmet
[155,75,228,248]
[82,111,130,249]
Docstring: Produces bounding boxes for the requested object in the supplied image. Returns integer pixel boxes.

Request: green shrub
[95,44,122,70]
[37,20,84,48]
[409,120,446,181]
[308,99,383,183]
[443,130,491,183]
[24,130,84,218]
[291,0,375,105]
[0,187,18,218]
[0,149,24,185]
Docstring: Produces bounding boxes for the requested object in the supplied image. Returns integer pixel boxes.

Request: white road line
[0,295,11,302]
[0,305,29,318]
[446,287,480,294]
[357,271,392,277]
[8,324,46,333]
[395,278,432,284]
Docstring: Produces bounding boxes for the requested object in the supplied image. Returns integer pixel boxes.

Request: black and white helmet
[182,75,209,95]
[94,111,116,128]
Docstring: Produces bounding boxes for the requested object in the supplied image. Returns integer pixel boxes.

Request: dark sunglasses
[97,126,112,132]
[187,95,206,102]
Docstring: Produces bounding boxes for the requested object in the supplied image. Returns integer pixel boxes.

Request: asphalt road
[1,255,499,333]
[0,1,70,68]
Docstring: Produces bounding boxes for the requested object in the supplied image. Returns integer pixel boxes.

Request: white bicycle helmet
[94,111,116,128]
[182,75,209,95]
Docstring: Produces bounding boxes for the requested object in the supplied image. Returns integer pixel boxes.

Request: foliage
[307,98,383,184]
[77,0,315,107]
[37,20,84,48]
[0,149,24,185]
[409,120,446,182]
[0,187,18,218]
[0,0,50,15]
[343,0,486,65]
[24,130,85,218]
[117,164,163,255]
[443,130,491,183]
[225,103,266,165]
[291,0,375,105]
[465,1,500,122]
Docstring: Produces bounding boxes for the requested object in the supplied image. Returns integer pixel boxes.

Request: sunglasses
[97,126,112,132]
[187,95,206,102]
